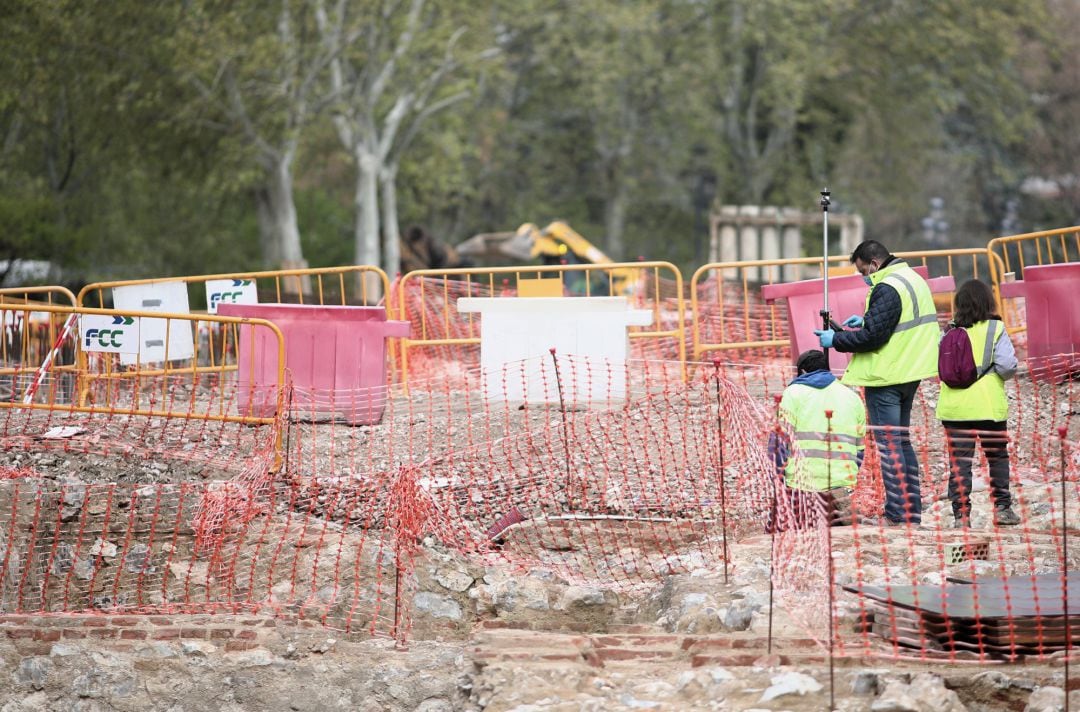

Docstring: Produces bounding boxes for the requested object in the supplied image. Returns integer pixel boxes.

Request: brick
[5,628,35,639]
[35,617,70,628]
[13,642,51,656]
[597,648,676,663]
[234,630,257,640]
[690,654,760,667]
[61,629,88,639]
[179,629,208,639]
[596,635,679,647]
[87,629,117,639]
[224,640,259,652]
[243,619,263,626]
[33,630,61,642]
[605,624,655,634]
[151,629,182,640]
[120,630,148,640]
[80,618,108,627]
[0,615,33,625]
[209,629,233,639]
[148,616,172,625]
[109,617,141,627]
[534,653,581,663]
[683,638,744,652]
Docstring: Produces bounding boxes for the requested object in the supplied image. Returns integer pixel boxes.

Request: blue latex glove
[842,314,864,329]
[814,329,835,348]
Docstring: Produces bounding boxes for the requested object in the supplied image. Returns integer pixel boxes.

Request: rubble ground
[0,371,1076,710]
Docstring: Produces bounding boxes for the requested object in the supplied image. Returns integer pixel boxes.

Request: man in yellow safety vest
[813,240,939,526]
[768,349,865,531]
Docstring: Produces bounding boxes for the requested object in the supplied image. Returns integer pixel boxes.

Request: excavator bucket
[455,229,537,262]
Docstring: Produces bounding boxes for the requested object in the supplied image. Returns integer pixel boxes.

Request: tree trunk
[254,187,282,268]
[604,177,629,261]
[255,147,310,293]
[353,147,382,301]
[380,163,402,279]
[256,148,306,267]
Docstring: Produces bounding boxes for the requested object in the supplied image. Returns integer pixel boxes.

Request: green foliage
[0,0,1068,282]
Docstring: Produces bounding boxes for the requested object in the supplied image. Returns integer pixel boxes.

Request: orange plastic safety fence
[771,357,1080,663]
[0,479,401,636]
[0,337,1074,657]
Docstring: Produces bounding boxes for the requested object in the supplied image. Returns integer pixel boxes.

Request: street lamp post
[921,197,949,247]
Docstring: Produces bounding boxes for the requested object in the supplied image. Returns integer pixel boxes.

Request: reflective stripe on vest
[798,448,859,461]
[979,320,998,370]
[793,431,862,445]
[841,261,940,387]
[936,320,1008,422]
[887,270,940,333]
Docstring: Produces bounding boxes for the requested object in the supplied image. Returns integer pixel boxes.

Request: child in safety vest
[936,279,1020,528]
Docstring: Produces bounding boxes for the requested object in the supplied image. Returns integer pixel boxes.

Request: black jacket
[832,256,905,353]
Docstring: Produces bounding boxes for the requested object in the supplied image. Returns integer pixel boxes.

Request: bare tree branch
[369,0,424,104]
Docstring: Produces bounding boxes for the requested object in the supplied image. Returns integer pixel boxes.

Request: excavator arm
[456,221,635,295]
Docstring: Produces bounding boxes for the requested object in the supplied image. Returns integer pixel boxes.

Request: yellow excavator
[455,221,636,296]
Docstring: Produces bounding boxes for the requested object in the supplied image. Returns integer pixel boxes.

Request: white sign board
[205,278,258,314]
[80,315,140,354]
[111,281,195,364]
[457,297,653,404]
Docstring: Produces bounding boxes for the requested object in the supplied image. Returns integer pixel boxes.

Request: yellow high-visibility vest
[779,379,866,491]
[842,261,940,387]
[936,320,1008,422]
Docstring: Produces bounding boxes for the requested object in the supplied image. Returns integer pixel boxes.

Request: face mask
[863,275,873,286]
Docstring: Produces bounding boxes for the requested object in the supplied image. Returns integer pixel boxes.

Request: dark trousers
[942,419,1012,517]
[765,483,852,533]
[865,381,922,524]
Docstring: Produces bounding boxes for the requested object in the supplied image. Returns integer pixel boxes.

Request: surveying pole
[820,188,832,368]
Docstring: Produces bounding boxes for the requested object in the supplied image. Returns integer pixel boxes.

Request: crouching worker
[767,350,866,532]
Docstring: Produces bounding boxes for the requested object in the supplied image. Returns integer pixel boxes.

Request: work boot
[994,506,1021,526]
[828,488,853,527]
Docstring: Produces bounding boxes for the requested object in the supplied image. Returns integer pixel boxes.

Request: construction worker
[768,349,865,531]
[936,279,1021,528]
[399,226,468,274]
[813,240,939,526]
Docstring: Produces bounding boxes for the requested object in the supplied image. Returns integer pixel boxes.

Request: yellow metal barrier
[0,288,79,391]
[690,248,991,361]
[0,303,286,427]
[0,285,77,307]
[395,262,686,385]
[987,226,1080,334]
[77,264,395,381]
[77,265,391,311]
[987,225,1080,280]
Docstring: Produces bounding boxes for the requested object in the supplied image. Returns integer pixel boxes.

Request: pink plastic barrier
[761,267,954,374]
[998,262,1080,373]
[218,303,409,425]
